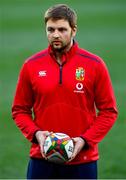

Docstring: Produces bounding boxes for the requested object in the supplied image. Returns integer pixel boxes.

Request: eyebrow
[46,27,68,33]
[47,26,67,30]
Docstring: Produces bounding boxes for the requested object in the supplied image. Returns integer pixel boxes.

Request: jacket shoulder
[77,47,103,64]
[25,49,48,63]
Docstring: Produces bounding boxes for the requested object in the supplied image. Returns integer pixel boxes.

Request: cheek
[63,32,72,40]
[47,33,52,41]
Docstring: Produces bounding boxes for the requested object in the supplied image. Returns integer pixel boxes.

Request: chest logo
[38,70,47,77]
[75,67,85,81]
[76,83,83,90]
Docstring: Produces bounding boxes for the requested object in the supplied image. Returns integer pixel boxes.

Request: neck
[54,39,74,64]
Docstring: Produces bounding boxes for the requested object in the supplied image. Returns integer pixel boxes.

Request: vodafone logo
[74,83,84,93]
[76,83,83,90]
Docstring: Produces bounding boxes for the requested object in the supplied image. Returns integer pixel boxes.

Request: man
[12,4,118,179]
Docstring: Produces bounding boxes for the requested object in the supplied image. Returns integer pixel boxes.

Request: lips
[52,41,62,46]
[53,41,61,44]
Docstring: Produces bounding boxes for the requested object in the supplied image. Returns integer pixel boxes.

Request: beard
[51,41,71,53]
[50,32,73,53]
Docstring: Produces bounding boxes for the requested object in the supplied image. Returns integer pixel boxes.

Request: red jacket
[12,42,118,164]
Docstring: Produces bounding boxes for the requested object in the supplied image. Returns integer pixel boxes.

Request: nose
[53,29,60,38]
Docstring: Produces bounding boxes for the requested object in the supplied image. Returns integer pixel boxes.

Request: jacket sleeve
[81,59,118,147]
[12,62,40,142]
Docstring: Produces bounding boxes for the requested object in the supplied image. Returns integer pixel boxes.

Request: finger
[46,131,53,136]
[70,138,83,161]
[40,144,47,159]
[44,131,53,137]
[41,132,53,159]
[70,144,80,160]
[43,131,50,136]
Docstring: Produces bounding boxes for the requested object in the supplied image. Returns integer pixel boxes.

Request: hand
[69,137,85,162]
[35,130,52,159]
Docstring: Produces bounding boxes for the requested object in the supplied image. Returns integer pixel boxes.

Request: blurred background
[0,0,126,178]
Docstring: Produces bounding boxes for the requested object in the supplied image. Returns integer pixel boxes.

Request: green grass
[0,0,126,178]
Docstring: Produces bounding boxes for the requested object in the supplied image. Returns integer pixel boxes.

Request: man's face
[46,19,76,52]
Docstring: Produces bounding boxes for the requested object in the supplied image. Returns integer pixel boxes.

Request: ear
[72,25,77,37]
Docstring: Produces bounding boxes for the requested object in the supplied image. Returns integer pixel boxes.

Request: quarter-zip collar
[48,41,78,84]
[48,41,78,65]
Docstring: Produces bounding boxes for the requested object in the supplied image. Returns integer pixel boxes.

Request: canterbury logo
[38,71,47,77]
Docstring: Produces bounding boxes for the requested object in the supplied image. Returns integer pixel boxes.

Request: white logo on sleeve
[38,71,47,77]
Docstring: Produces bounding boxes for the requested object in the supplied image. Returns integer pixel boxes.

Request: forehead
[46,19,71,28]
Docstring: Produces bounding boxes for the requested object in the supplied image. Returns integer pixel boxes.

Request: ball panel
[54,133,69,139]
[43,132,74,164]
[43,136,52,154]
[65,139,74,159]
[47,152,66,164]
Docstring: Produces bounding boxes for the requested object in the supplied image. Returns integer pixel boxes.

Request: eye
[58,28,67,32]
[47,27,55,33]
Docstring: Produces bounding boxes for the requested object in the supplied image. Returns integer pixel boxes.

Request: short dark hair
[44,4,77,28]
